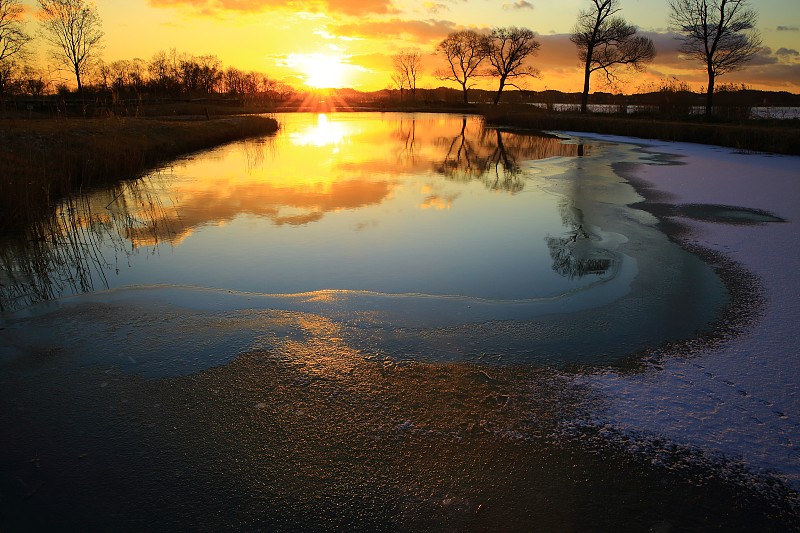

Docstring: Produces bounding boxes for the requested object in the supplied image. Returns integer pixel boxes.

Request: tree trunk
[461,83,469,104]
[705,69,715,116]
[580,57,592,114]
[493,77,506,106]
[76,66,83,100]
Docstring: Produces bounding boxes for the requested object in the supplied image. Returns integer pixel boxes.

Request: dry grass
[0,114,279,232]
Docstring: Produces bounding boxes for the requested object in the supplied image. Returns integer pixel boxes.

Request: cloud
[424,2,449,13]
[146,0,397,16]
[733,62,800,90]
[776,47,800,58]
[536,31,684,69]
[747,47,800,67]
[333,18,458,43]
[776,26,799,32]
[503,1,533,9]
[537,34,579,68]
[747,47,779,66]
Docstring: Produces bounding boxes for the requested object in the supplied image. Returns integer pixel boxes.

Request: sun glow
[286,53,353,89]
[290,114,349,147]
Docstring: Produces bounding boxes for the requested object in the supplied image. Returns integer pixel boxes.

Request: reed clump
[481,106,800,156]
[0,115,279,232]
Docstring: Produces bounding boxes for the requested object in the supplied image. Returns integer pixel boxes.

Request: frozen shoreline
[559,131,800,488]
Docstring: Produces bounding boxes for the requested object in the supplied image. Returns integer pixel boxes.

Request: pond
[0,112,727,375]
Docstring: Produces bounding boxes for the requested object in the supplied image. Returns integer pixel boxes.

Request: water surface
[4,113,792,532]
[1,112,726,373]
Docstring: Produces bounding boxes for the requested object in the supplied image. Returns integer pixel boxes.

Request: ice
[560,132,800,488]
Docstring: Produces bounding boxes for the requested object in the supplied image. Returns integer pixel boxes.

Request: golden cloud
[332,18,458,43]
[147,0,397,16]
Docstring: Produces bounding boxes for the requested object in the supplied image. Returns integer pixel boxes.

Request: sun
[287,53,352,89]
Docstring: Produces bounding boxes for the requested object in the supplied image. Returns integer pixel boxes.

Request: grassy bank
[480,106,800,155]
[0,114,279,232]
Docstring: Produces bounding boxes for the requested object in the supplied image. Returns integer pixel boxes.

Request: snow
[560,132,800,488]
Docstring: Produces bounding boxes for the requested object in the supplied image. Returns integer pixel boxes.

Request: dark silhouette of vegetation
[0,115,279,232]
[0,0,29,64]
[391,49,422,102]
[435,30,488,104]
[36,0,103,98]
[482,104,800,155]
[571,0,655,113]
[669,0,762,116]
[0,177,176,311]
[482,27,540,105]
[0,0,31,101]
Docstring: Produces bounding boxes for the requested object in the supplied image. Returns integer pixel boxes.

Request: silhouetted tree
[223,67,243,94]
[436,30,487,104]
[390,71,406,101]
[483,27,540,105]
[0,0,31,100]
[147,49,181,96]
[0,0,30,64]
[669,0,761,116]
[19,65,49,96]
[571,0,655,113]
[392,49,422,101]
[37,0,104,97]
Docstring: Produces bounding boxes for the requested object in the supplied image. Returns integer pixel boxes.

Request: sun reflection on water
[289,114,350,148]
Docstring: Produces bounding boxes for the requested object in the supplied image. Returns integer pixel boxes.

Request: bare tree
[669,0,761,116]
[435,30,487,104]
[148,49,181,96]
[390,70,406,102]
[0,0,30,64]
[571,0,655,113]
[0,0,29,101]
[392,49,422,102]
[37,0,103,96]
[483,27,540,105]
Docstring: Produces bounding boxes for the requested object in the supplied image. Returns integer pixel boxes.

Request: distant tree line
[94,49,295,103]
[0,0,294,107]
[0,0,766,116]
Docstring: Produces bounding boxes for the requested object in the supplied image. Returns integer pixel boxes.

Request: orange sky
[19,0,800,94]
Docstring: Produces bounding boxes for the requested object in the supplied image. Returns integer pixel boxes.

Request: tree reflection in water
[0,114,599,312]
[0,174,177,312]
[430,116,612,281]
[546,199,617,280]
[434,117,585,193]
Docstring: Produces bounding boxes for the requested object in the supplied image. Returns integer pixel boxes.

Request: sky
[18,0,800,94]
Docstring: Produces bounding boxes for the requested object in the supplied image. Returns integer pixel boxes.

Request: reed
[0,115,279,232]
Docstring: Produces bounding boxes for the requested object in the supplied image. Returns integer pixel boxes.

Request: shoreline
[565,131,800,490]
[616,158,768,367]
[3,104,797,232]
[0,114,279,232]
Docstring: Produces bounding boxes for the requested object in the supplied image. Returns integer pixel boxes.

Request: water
[1,112,726,373]
[3,114,606,303]
[4,113,791,531]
